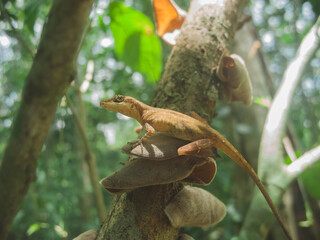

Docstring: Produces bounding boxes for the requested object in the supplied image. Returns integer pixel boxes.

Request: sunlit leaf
[27,223,40,236]
[253,97,271,108]
[109,2,162,82]
[26,222,48,236]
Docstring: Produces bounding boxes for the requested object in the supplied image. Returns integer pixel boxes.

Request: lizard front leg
[132,122,156,149]
[140,122,155,142]
[177,139,215,157]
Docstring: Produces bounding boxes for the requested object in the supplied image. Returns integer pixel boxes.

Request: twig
[282,136,297,161]
[65,94,107,222]
[240,16,320,240]
[260,16,320,173]
[285,145,320,176]
[65,94,91,154]
[0,2,35,57]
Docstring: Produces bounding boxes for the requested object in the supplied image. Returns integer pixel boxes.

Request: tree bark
[153,0,247,119]
[98,0,248,239]
[0,0,94,238]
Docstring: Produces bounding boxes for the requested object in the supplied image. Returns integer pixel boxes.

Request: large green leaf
[109,2,162,82]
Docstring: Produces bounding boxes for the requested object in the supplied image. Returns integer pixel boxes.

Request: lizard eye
[113,95,125,103]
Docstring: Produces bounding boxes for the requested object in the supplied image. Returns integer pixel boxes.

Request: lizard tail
[214,139,292,240]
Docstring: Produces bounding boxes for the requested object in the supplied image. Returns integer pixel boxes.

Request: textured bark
[0,0,94,238]
[98,0,248,239]
[152,0,248,120]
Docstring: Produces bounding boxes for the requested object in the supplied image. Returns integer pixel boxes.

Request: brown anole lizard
[100,95,291,240]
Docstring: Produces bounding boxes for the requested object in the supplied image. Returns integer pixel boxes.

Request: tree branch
[65,94,107,222]
[240,16,320,239]
[285,145,320,176]
[0,2,35,57]
[153,0,248,120]
[0,0,95,238]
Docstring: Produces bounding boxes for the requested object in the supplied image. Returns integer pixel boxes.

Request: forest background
[0,0,320,239]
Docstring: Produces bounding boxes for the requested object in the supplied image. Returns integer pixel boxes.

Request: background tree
[0,0,319,239]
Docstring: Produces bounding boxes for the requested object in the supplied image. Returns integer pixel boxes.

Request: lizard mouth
[100,99,109,108]
[100,99,115,110]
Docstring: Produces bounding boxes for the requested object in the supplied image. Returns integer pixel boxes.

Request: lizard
[100,95,292,240]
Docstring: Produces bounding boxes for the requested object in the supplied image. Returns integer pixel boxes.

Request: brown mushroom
[100,157,216,194]
[178,233,195,240]
[165,186,226,227]
[73,230,98,240]
[217,53,253,106]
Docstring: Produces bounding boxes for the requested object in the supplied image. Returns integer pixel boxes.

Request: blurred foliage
[301,162,320,200]
[0,0,319,239]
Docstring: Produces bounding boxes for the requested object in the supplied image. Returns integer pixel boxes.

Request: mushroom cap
[73,230,98,240]
[100,157,216,194]
[178,233,195,240]
[165,186,226,227]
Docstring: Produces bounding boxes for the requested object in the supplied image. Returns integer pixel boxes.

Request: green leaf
[109,2,162,82]
[301,162,320,200]
[23,0,42,34]
[27,223,40,236]
[26,222,49,236]
[253,97,271,108]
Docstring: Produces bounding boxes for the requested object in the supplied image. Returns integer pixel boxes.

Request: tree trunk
[98,1,248,239]
[0,0,94,238]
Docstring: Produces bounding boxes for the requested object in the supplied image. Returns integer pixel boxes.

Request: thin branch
[285,145,320,176]
[0,2,35,57]
[240,16,320,239]
[65,94,91,155]
[260,16,320,175]
[283,136,297,161]
[65,94,107,222]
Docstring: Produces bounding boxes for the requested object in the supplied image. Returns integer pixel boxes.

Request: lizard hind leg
[178,139,215,157]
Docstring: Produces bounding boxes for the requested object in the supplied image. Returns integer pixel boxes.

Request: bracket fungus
[122,133,213,160]
[100,133,225,239]
[165,186,226,228]
[217,53,253,106]
[178,233,195,240]
[73,230,98,240]
[100,156,216,194]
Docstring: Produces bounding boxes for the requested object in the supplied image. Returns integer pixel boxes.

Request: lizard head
[100,95,143,120]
